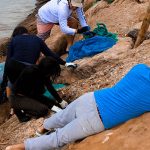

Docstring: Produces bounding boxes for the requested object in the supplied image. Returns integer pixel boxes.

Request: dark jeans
[10,94,61,119]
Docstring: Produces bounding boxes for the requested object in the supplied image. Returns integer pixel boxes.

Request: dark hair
[38,56,61,81]
[11,26,28,37]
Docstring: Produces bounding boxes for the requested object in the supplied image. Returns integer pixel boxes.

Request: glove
[65,62,77,68]
[83,31,96,36]
[77,26,91,34]
[59,100,68,108]
[51,105,62,113]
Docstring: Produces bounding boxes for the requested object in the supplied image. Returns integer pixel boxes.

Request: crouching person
[7,56,68,122]
[6,63,150,149]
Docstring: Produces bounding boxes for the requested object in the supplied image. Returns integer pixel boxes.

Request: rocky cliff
[0,0,150,150]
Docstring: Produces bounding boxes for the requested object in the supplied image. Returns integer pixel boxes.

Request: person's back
[95,64,150,129]
[13,64,46,97]
[38,0,60,23]
[8,34,47,64]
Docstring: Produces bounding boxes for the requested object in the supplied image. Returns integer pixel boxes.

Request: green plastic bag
[44,84,66,100]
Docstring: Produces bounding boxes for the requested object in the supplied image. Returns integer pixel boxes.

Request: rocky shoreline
[0,0,95,59]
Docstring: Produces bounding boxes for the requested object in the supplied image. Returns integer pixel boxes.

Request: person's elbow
[60,26,75,35]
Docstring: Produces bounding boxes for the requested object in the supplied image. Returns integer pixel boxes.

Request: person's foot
[36,126,48,136]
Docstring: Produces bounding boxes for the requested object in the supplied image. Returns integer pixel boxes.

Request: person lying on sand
[6,63,150,150]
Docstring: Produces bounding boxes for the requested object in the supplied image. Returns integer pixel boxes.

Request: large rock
[85,0,149,36]
[68,113,150,150]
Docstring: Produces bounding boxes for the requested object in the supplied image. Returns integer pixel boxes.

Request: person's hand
[65,62,77,69]
[82,31,96,36]
[77,26,91,34]
[59,100,68,109]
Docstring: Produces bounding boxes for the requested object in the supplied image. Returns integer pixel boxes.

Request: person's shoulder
[28,35,43,42]
[13,34,36,41]
[28,34,39,39]
[13,35,24,40]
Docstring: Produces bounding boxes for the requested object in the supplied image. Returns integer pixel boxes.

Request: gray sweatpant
[25,92,104,150]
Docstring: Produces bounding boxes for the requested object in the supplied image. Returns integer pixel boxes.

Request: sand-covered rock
[68,113,150,150]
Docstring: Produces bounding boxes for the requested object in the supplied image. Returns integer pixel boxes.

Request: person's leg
[9,94,48,118]
[5,143,25,150]
[36,96,80,134]
[25,119,104,150]
[6,113,103,150]
[6,86,11,98]
[66,16,79,51]
[24,93,104,149]
[43,92,100,130]
[6,82,14,116]
[36,14,54,41]
[37,92,102,134]
[43,93,84,130]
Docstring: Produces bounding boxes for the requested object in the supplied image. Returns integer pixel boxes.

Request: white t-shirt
[38,0,88,35]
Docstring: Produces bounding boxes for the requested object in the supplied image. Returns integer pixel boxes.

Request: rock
[127,29,150,43]
[0,38,10,61]
[68,113,150,150]
[0,101,10,126]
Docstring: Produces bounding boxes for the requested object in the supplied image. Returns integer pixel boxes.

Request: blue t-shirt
[94,64,150,129]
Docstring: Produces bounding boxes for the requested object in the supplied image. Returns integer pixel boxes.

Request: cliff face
[0,0,150,150]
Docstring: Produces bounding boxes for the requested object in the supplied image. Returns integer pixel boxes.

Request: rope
[83,23,118,42]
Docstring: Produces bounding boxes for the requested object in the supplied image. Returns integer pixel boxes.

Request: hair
[11,26,28,38]
[38,56,61,81]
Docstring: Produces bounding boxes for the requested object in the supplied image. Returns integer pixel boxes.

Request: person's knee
[36,107,48,117]
[37,30,51,41]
